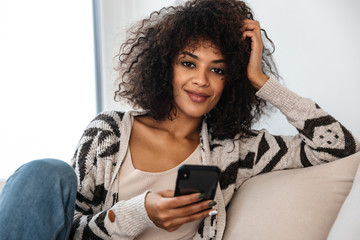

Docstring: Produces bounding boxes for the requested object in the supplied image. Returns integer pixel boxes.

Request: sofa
[0,180,5,192]
[1,152,359,239]
[223,151,360,240]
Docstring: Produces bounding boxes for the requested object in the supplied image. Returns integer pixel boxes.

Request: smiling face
[172,41,226,120]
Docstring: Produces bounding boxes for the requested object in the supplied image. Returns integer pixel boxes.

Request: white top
[117,144,202,240]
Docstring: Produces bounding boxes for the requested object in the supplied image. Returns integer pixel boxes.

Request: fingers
[145,190,217,232]
[164,192,204,209]
[241,19,269,89]
[241,19,263,49]
[163,207,215,232]
[169,196,215,217]
[241,19,261,36]
[157,191,212,216]
[154,202,215,232]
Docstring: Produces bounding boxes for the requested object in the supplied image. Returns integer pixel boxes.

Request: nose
[192,69,209,87]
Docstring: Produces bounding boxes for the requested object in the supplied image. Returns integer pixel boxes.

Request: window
[0,0,96,179]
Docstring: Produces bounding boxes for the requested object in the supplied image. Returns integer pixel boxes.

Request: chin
[174,101,215,119]
[181,108,210,119]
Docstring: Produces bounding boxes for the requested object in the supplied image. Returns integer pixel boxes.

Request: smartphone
[174,164,221,200]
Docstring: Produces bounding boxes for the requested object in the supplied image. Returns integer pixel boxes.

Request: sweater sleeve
[250,75,360,173]
[69,111,154,239]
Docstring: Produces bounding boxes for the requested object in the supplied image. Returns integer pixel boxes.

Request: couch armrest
[223,152,360,240]
[328,163,360,239]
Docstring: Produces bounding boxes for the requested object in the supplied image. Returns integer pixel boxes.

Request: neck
[163,115,202,140]
[141,114,202,141]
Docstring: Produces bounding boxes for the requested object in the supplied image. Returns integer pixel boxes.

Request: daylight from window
[0,0,96,179]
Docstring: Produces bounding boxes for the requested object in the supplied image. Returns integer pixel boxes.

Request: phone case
[174,164,221,200]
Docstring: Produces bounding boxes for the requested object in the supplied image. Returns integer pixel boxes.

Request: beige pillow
[223,152,360,240]
[327,163,360,239]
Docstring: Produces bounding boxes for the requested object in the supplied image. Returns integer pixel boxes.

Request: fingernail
[198,193,205,199]
[209,210,217,216]
[208,201,217,207]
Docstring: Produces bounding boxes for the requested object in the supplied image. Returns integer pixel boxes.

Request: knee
[16,159,77,187]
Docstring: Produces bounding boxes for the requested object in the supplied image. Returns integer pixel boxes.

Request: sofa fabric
[327,163,360,239]
[0,180,5,192]
[223,152,360,240]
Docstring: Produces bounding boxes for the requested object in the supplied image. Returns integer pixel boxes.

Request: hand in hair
[242,19,269,89]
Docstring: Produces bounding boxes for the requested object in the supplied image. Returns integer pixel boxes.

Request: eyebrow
[181,51,225,63]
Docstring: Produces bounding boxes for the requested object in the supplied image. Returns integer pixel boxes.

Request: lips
[185,90,210,103]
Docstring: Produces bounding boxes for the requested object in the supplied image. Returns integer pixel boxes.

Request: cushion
[223,152,360,240]
[327,163,360,239]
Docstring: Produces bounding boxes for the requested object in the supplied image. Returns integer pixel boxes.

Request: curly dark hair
[115,0,279,140]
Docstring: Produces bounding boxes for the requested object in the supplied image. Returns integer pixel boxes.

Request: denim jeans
[0,159,77,240]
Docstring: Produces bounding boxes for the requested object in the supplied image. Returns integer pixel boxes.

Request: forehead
[180,40,223,57]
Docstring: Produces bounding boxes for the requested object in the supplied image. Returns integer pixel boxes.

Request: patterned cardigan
[70,76,359,239]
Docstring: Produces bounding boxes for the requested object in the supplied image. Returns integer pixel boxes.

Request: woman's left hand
[241,19,269,90]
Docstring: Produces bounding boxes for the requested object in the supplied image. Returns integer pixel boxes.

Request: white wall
[248,0,360,138]
[98,0,360,139]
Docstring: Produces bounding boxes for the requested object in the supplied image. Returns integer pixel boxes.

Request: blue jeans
[0,159,77,240]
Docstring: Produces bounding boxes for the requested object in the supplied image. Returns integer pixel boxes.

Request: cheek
[215,81,225,97]
[172,77,182,97]
[172,67,184,89]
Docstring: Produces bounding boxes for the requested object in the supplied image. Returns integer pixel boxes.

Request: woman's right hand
[145,190,216,232]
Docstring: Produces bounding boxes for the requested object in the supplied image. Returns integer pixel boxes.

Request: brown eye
[181,62,195,68]
[211,68,225,75]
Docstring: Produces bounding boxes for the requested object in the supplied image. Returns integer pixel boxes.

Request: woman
[0,0,358,239]
[70,0,359,239]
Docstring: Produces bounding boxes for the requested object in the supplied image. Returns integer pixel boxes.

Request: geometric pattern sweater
[70,76,359,239]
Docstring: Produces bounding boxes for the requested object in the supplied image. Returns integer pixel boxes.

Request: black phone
[174,164,221,200]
